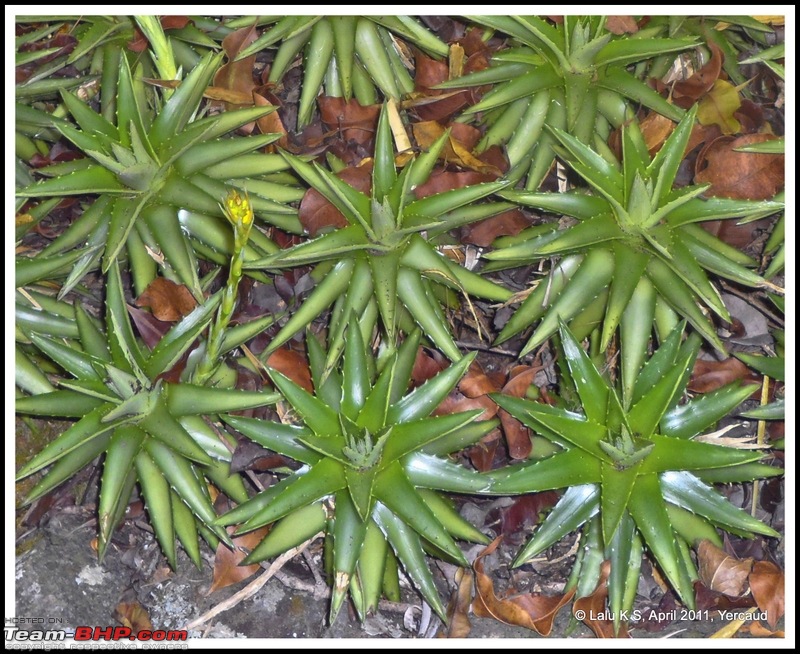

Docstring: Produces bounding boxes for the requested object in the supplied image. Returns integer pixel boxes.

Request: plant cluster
[15,14,785,636]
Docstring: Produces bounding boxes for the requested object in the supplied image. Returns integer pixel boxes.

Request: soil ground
[15,506,781,642]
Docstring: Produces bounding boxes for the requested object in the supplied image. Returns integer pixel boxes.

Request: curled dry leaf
[460,210,530,248]
[126,305,173,351]
[472,537,575,636]
[673,42,724,106]
[135,278,198,322]
[412,121,502,176]
[694,580,756,612]
[697,539,753,597]
[253,89,288,149]
[573,561,630,638]
[207,527,270,594]
[689,358,759,393]
[213,23,259,125]
[442,568,474,638]
[113,596,153,636]
[499,366,543,460]
[641,112,676,156]
[695,134,784,200]
[748,560,785,628]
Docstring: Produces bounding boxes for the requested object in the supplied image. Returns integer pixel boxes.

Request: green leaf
[243,503,327,564]
[514,484,599,565]
[404,453,492,494]
[374,503,446,621]
[662,382,759,439]
[734,353,785,381]
[135,450,177,568]
[244,458,346,526]
[628,473,695,608]
[16,404,117,479]
[559,321,610,424]
[387,351,475,424]
[268,369,340,436]
[374,462,467,565]
[661,471,779,538]
[486,448,601,495]
[99,425,144,547]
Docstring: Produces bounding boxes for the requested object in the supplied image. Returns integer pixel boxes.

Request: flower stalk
[192,189,253,385]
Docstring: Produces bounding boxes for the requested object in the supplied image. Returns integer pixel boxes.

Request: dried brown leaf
[113,598,153,635]
[749,560,785,628]
[207,527,269,594]
[697,539,753,597]
[436,392,498,422]
[498,493,559,539]
[442,568,473,638]
[411,347,448,386]
[695,133,784,200]
[414,170,493,199]
[498,409,532,460]
[743,621,785,637]
[640,112,676,156]
[459,209,530,247]
[472,537,575,635]
[212,22,260,133]
[412,121,502,176]
[135,278,198,322]
[318,97,381,146]
[266,348,313,392]
[689,358,759,393]
[459,361,500,397]
[467,428,502,472]
[253,90,288,149]
[412,53,476,122]
[573,561,631,638]
[605,16,639,34]
[674,42,724,104]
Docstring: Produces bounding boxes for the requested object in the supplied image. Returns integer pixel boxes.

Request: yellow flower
[223,189,254,229]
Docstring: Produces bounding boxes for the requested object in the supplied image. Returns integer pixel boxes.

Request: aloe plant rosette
[488,105,783,370]
[251,103,513,372]
[15,261,279,567]
[489,322,781,630]
[437,15,695,188]
[219,325,496,622]
[16,49,301,298]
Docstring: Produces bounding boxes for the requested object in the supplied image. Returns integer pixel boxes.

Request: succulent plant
[231,16,449,127]
[16,48,301,298]
[15,261,279,567]
[489,321,781,630]
[436,15,695,188]
[487,105,783,367]
[218,324,496,622]
[250,103,514,372]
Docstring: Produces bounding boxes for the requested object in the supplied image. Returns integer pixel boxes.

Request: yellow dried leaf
[697,80,742,134]
[412,121,502,176]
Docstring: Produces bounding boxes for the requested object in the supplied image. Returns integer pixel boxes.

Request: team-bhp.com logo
[6,626,188,642]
